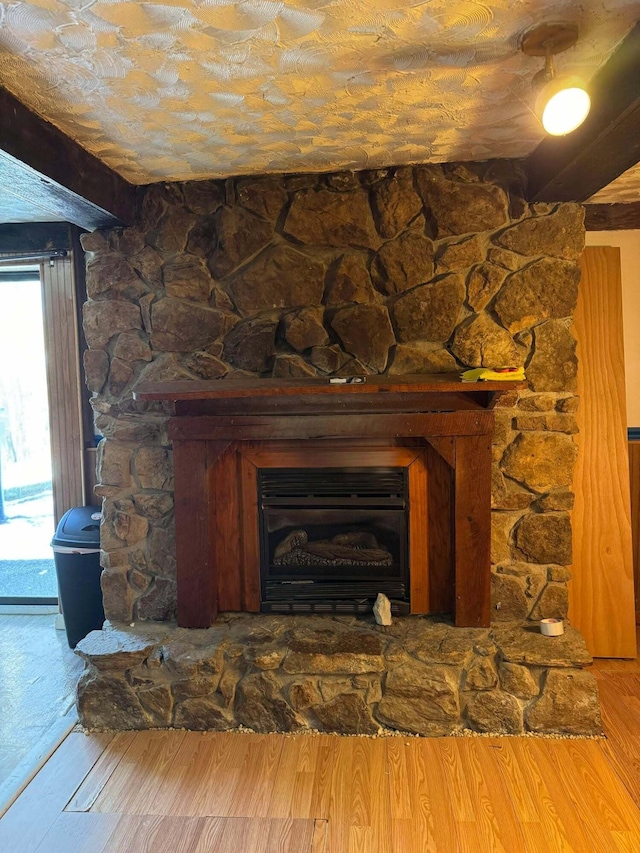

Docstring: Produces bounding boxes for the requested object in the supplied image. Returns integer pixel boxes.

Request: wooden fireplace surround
[135,375,522,629]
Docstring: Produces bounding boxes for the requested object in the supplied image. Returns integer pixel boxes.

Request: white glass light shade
[536,76,591,136]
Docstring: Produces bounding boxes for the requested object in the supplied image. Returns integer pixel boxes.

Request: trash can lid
[52,505,102,548]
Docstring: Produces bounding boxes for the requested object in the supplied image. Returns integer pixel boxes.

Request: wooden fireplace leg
[173,439,227,628]
[453,433,492,628]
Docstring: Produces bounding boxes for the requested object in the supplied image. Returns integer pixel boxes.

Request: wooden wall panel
[629,441,640,623]
[570,246,636,657]
[40,256,85,523]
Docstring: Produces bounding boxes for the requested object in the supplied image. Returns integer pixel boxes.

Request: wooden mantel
[135,375,523,629]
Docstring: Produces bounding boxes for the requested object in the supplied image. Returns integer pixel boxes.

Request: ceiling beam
[0,87,137,229]
[525,21,640,203]
[584,202,640,231]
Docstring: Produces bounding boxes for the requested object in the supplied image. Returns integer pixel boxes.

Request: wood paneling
[40,256,86,524]
[453,434,492,628]
[425,443,454,616]
[571,246,636,657]
[407,452,428,613]
[630,442,640,623]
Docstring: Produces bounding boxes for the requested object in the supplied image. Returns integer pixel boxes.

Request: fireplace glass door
[258,468,410,613]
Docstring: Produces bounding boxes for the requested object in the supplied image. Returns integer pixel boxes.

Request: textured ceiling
[589,161,640,203]
[0,0,639,189]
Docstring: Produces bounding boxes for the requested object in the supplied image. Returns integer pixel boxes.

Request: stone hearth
[76,616,601,737]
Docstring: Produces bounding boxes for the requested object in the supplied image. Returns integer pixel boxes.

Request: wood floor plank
[0,732,112,853]
[91,730,187,814]
[451,739,526,853]
[387,738,457,852]
[66,732,137,812]
[311,819,328,853]
[33,812,120,853]
[525,739,616,852]
[193,817,318,853]
[106,814,205,853]
[496,739,576,851]
[267,735,335,819]
[326,737,391,853]
[554,740,640,833]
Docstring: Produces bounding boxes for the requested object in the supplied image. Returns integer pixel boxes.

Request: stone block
[371,217,434,294]
[389,344,457,374]
[528,321,578,393]
[283,307,328,352]
[393,275,465,343]
[208,205,273,278]
[501,432,577,494]
[325,255,376,305]
[150,298,229,352]
[436,235,484,272]
[331,304,395,372]
[313,693,379,735]
[465,691,523,734]
[183,352,228,379]
[498,663,539,700]
[416,174,509,237]
[377,662,460,736]
[451,313,522,368]
[77,671,149,729]
[491,572,528,622]
[113,331,152,364]
[467,262,507,312]
[162,256,212,302]
[84,349,110,393]
[86,251,145,299]
[370,171,423,239]
[134,447,173,490]
[235,672,302,732]
[272,353,317,378]
[229,245,325,314]
[494,259,580,335]
[530,583,569,620]
[97,440,132,488]
[289,679,322,711]
[174,697,235,730]
[493,626,592,668]
[284,187,381,250]
[464,657,498,690]
[83,300,142,350]
[137,577,177,621]
[515,513,572,565]
[493,205,584,260]
[525,669,602,735]
[236,176,287,221]
[223,316,278,372]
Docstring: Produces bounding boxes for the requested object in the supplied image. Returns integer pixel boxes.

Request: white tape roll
[540,618,564,637]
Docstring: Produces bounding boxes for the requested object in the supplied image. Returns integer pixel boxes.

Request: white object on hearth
[540,618,564,637]
[373,593,392,626]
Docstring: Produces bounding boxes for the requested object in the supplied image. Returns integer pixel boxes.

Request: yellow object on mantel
[461,367,526,382]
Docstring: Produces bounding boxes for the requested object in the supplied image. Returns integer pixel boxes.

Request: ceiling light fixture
[521,22,591,136]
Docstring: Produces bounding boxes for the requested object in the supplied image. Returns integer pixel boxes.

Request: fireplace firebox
[258,467,410,613]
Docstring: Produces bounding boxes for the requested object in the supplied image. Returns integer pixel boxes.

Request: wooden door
[570,246,636,657]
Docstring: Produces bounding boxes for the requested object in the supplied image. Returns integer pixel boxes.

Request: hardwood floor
[0,614,83,781]
[3,650,640,851]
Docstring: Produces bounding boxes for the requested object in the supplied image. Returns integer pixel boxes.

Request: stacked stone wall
[81,160,585,624]
[76,616,601,737]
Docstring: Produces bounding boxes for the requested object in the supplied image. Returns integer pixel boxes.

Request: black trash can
[52,506,104,648]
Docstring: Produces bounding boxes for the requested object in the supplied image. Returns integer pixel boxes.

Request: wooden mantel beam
[0,87,137,230]
[525,21,640,203]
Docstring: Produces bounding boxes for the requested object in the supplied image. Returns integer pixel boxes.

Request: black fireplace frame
[257,466,410,613]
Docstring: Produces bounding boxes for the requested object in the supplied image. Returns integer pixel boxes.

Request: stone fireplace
[76,161,601,737]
